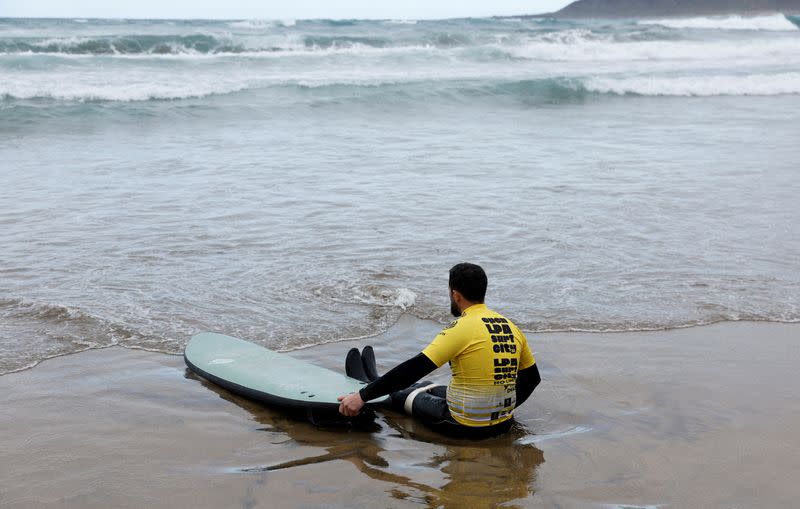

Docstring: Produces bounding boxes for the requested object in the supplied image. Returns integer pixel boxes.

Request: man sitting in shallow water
[338,262,541,439]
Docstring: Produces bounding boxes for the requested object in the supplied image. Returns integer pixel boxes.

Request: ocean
[1,14,799,374]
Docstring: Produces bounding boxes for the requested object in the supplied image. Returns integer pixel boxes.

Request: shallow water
[1,15,799,373]
[3,319,799,508]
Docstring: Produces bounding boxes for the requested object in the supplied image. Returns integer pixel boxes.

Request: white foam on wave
[5,66,800,102]
[28,36,95,49]
[34,32,795,67]
[228,19,295,29]
[0,60,462,102]
[311,280,417,310]
[7,41,439,59]
[5,24,800,102]
[0,297,88,321]
[15,32,257,57]
[639,14,798,31]
[504,30,800,62]
[13,26,800,66]
[392,288,417,309]
[345,286,417,310]
[0,77,252,102]
[585,72,800,97]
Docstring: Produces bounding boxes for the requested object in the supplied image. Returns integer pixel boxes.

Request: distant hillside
[549,0,800,17]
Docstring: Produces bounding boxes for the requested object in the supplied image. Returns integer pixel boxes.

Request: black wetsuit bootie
[345,347,370,383]
[360,346,380,382]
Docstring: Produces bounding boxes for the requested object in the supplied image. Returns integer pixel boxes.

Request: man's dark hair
[449,263,487,303]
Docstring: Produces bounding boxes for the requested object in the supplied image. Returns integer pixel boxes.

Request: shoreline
[6,315,798,377]
[2,318,800,507]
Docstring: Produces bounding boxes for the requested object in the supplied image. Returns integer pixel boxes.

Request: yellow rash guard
[422,303,535,427]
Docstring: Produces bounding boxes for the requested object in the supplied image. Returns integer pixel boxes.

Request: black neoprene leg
[409,386,513,439]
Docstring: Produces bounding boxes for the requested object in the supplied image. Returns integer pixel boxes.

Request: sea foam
[228,19,296,29]
[0,78,252,101]
[505,30,800,62]
[586,72,800,97]
[639,14,799,31]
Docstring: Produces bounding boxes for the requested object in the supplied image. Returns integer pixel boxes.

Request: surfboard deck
[184,332,385,419]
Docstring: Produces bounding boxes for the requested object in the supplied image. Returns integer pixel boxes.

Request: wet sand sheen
[1,317,799,508]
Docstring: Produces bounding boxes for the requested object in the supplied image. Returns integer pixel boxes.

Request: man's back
[422,303,535,426]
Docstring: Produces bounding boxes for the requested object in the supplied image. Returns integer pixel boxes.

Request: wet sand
[2,317,799,508]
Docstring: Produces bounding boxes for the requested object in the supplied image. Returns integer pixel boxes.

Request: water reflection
[382,415,545,508]
[188,369,545,508]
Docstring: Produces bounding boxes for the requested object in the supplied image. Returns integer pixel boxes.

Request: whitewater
[1,15,799,374]
[2,15,800,101]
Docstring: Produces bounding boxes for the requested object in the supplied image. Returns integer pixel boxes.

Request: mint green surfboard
[184,332,383,417]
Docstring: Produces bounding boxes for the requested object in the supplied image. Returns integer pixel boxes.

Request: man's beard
[450,295,460,317]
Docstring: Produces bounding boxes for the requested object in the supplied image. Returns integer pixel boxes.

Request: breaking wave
[0,34,249,55]
[2,21,799,64]
[228,19,296,29]
[501,30,800,62]
[639,14,799,31]
[3,74,798,103]
[586,72,800,97]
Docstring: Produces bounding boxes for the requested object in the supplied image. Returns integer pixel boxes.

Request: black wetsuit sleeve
[515,363,541,408]
[358,352,437,402]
